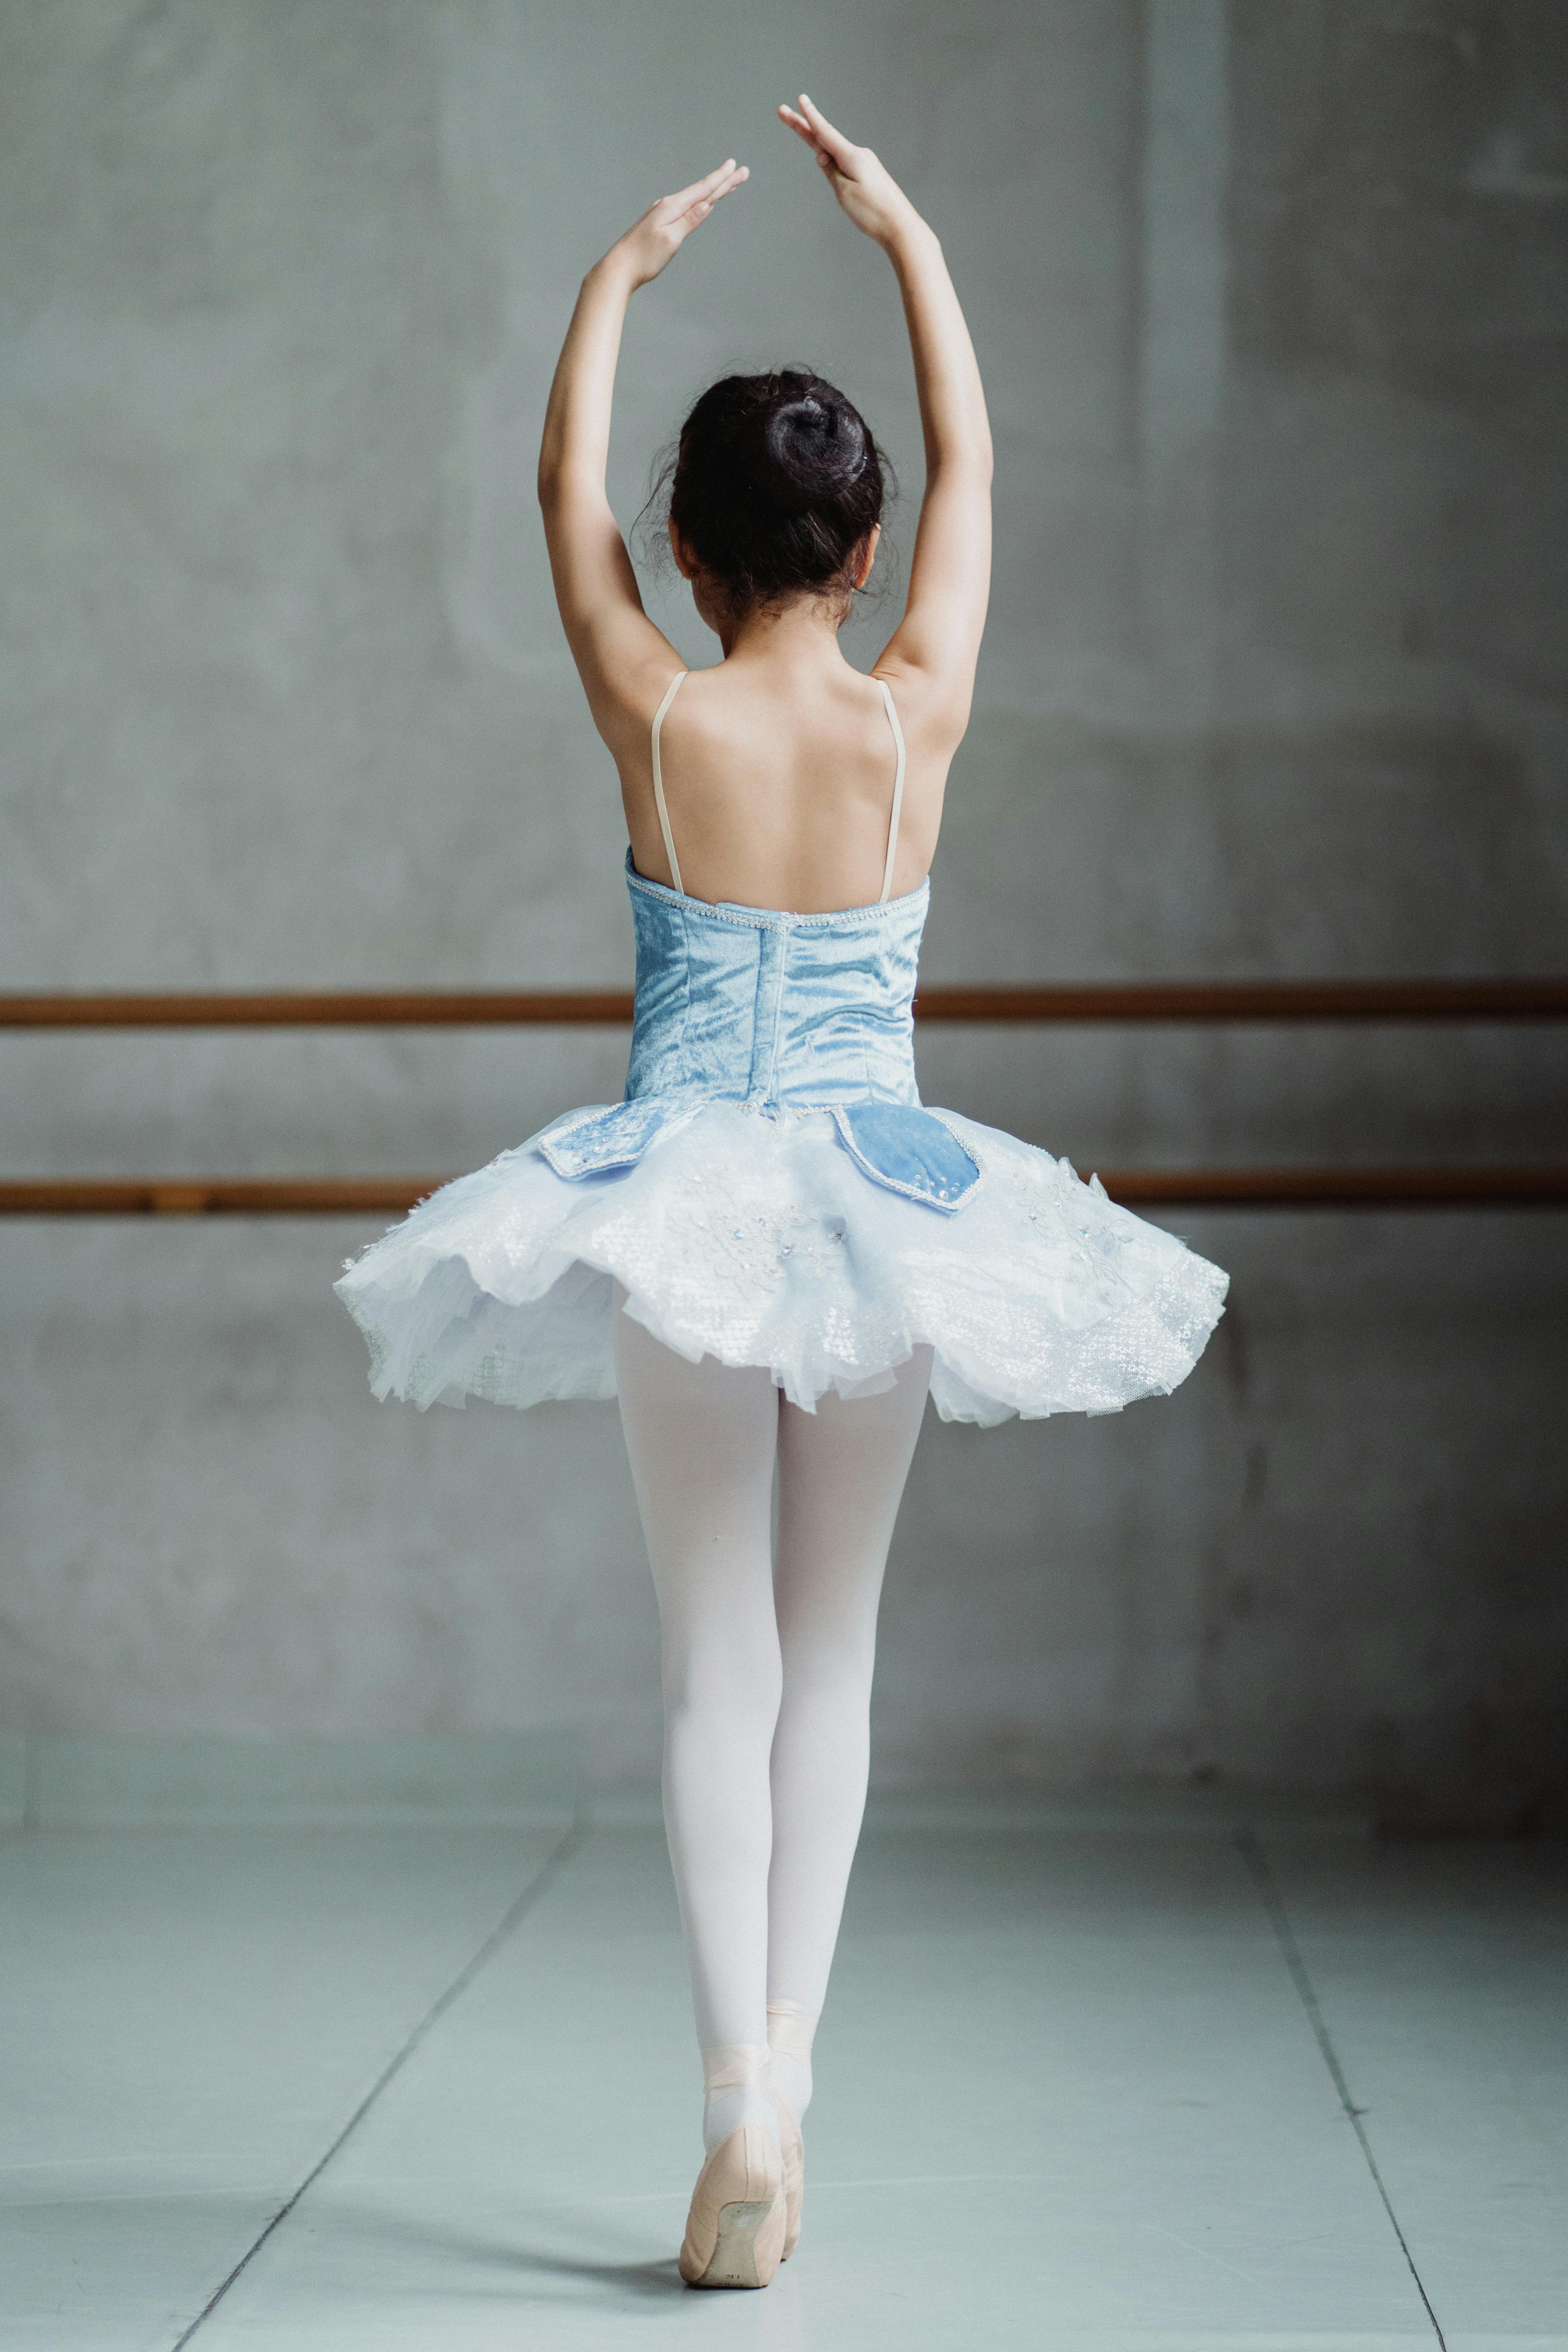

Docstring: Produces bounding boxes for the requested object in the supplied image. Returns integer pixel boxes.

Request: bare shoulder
[582,643,691,772]
[869,655,974,760]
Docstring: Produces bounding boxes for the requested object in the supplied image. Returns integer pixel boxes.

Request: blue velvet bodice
[622,857,926,1109]
[535,854,981,1212]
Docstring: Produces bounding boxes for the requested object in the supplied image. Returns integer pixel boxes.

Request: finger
[672,165,748,233]
[662,158,742,214]
[778,106,825,161]
[683,163,748,214]
[779,103,842,179]
[796,93,855,166]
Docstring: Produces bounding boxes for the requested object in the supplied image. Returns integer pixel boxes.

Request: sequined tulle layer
[334,1102,1228,1426]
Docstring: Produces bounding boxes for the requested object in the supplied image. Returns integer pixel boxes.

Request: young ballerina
[337,95,1228,2289]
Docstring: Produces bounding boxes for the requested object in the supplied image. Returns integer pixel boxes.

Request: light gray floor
[3,1815,1564,2350]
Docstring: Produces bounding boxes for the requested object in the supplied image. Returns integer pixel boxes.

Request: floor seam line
[167,1817,583,2349]
[1236,1828,1448,2352]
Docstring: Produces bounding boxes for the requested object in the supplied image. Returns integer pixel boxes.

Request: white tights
[613,1293,931,2146]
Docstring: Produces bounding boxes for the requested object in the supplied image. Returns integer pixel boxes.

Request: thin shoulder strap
[876,679,907,904]
[649,670,688,895]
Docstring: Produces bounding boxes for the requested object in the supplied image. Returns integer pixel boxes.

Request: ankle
[700,2042,780,2155]
[766,1998,819,2122]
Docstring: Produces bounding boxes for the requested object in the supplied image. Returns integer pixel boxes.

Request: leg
[767,1348,932,2114]
[613,1296,783,2142]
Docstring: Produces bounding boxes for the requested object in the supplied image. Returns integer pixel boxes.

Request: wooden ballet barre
[0,1178,446,1215]
[3,1168,1565,1216]
[917,979,1568,1024]
[0,991,636,1028]
[2,979,1567,1027]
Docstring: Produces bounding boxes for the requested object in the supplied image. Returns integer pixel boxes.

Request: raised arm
[779,98,992,739]
[537,160,748,745]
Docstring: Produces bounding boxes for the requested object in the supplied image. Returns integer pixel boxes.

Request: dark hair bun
[664,369,887,613]
[748,388,869,516]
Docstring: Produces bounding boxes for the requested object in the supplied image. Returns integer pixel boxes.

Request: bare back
[617,656,950,914]
[539,109,990,918]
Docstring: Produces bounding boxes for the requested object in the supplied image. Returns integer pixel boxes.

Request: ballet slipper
[677,2122,786,2289]
[769,2085,804,2257]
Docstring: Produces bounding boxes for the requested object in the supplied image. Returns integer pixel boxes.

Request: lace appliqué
[678,1156,849,1296]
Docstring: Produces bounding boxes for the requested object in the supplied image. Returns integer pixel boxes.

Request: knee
[777,1632,876,1711]
[661,1634,782,1727]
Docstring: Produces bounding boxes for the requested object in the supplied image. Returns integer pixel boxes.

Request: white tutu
[335,1101,1228,1426]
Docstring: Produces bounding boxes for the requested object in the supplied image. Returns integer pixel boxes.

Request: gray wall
[3,1,1565,1827]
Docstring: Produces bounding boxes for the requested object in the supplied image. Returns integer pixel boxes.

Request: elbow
[929,440,994,496]
[965,397,995,488]
[929,410,993,490]
[537,429,573,512]
[537,456,600,519]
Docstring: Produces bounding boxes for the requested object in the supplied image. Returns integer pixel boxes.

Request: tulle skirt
[334,1101,1228,1426]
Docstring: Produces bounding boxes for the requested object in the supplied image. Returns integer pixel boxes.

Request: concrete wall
[3,1,1565,1825]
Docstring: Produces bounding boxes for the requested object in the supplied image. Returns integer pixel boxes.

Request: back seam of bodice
[619,807,932,1132]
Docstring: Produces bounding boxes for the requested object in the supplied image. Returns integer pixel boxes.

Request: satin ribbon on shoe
[701,2042,772,2090]
[765,2000,818,2057]
[699,2043,777,2158]
[764,2005,817,2260]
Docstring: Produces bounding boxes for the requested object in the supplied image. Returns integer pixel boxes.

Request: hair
[650,369,891,618]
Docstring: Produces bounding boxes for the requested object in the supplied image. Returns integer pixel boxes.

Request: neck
[711,593,850,668]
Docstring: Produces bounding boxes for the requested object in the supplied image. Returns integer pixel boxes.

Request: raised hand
[778,95,914,246]
[609,159,749,289]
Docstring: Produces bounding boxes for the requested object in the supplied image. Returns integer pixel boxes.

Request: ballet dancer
[338,94,1226,2289]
